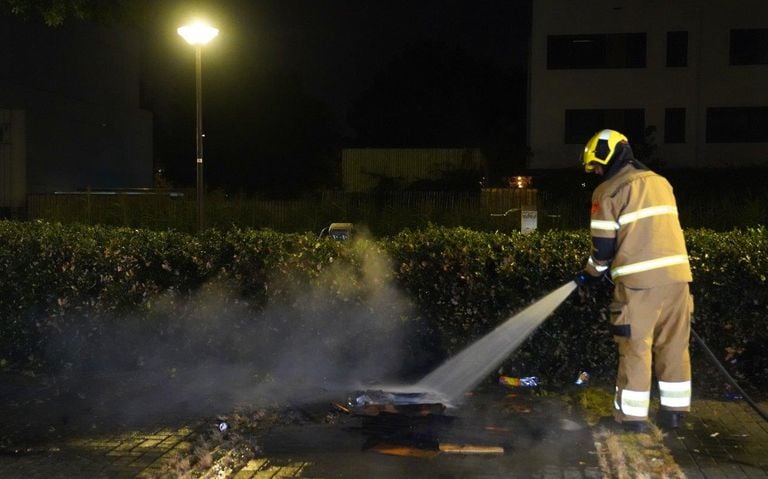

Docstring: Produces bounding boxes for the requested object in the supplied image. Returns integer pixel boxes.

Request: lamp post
[177,21,219,232]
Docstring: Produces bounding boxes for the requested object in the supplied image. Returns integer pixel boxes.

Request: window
[664,108,686,143]
[547,33,646,69]
[706,107,768,143]
[730,29,768,65]
[666,31,688,67]
[564,109,645,144]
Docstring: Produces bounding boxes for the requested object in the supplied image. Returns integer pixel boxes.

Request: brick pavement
[2,370,767,478]
[0,426,196,479]
[665,399,768,479]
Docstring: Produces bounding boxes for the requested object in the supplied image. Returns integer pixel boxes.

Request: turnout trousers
[610,282,693,422]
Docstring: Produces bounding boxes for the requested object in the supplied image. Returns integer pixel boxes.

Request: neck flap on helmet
[604,142,646,179]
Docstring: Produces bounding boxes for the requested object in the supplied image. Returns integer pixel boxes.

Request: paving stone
[700,466,728,479]
[667,399,768,477]
[721,464,750,479]
[582,467,603,479]
[741,465,768,479]
[680,466,707,479]
[562,467,584,478]
[4,369,767,479]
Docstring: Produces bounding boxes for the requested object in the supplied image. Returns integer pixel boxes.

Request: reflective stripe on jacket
[585,165,692,288]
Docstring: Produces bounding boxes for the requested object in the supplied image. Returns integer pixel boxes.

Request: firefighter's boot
[657,410,685,430]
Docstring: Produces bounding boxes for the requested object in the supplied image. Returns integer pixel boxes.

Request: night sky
[2,0,532,194]
[140,0,532,194]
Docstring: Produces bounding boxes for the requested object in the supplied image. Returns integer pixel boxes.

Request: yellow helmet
[582,129,629,172]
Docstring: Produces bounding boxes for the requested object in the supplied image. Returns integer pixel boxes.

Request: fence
[29,191,195,231]
[21,166,768,234]
[27,188,543,235]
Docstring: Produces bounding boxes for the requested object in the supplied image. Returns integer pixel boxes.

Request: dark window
[564,109,645,144]
[0,123,9,144]
[664,108,686,143]
[666,31,688,67]
[730,29,768,65]
[547,33,646,69]
[706,107,768,143]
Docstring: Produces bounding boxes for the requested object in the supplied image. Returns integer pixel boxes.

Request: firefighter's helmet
[582,129,629,173]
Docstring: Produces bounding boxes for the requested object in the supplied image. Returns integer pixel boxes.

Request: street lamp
[177,20,219,232]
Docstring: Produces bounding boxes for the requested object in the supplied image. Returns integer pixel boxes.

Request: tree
[0,0,137,26]
[634,125,665,170]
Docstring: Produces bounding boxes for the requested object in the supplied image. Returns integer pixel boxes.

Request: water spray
[415,281,576,404]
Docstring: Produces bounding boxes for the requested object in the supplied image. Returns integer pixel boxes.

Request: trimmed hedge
[1,220,766,390]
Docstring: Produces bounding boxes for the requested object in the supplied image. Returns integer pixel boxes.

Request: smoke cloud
[40,240,416,432]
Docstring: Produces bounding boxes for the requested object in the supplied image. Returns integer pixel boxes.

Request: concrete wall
[529,0,768,168]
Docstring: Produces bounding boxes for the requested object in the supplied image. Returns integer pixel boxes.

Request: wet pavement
[253,389,601,478]
[1,370,766,478]
[664,399,768,478]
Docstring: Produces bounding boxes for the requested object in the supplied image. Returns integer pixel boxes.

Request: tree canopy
[0,0,140,26]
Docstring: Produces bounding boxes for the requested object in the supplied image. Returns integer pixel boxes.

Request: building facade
[0,15,153,214]
[529,0,768,168]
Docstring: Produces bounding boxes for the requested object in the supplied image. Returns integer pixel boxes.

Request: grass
[594,425,684,478]
[569,385,686,478]
[566,385,616,425]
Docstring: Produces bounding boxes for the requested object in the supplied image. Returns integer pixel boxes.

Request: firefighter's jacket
[584,164,692,288]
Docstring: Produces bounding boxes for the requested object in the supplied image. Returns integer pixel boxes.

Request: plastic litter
[723,384,743,400]
[575,371,590,385]
[499,375,539,388]
[216,420,229,433]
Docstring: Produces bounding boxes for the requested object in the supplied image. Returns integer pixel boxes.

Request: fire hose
[580,277,767,423]
[691,327,768,423]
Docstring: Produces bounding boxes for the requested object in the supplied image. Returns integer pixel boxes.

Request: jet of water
[415,281,577,404]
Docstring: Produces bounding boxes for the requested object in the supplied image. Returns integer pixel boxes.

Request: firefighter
[575,129,693,433]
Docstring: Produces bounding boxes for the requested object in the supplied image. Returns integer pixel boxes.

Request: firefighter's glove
[574,271,603,287]
[575,271,603,303]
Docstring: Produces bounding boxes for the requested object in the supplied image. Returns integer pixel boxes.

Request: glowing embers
[369,442,440,457]
[369,442,504,457]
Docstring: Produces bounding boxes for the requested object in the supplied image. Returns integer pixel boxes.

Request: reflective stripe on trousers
[615,387,651,418]
[659,380,691,408]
